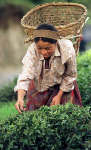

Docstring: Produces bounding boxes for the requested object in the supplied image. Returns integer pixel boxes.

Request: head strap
[31,29,59,40]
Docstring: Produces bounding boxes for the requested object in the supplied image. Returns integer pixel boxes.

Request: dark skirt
[26,80,82,111]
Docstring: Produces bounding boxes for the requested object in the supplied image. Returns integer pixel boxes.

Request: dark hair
[34,24,57,44]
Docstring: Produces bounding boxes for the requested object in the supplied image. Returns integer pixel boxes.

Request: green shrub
[0,104,90,150]
[77,50,91,106]
[0,77,17,102]
[0,101,18,121]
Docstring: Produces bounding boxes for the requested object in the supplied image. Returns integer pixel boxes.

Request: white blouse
[14,39,77,92]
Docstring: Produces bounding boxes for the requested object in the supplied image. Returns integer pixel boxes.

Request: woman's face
[36,40,57,58]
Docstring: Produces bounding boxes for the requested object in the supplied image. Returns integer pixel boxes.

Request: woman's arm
[15,89,26,113]
[57,89,63,98]
[14,43,36,113]
[58,39,77,92]
[51,40,77,106]
[59,56,77,92]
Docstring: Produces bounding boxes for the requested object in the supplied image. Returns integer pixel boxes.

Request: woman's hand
[50,95,61,106]
[15,100,25,114]
[15,89,26,113]
[50,89,63,106]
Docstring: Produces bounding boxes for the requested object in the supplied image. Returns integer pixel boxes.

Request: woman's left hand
[50,95,61,106]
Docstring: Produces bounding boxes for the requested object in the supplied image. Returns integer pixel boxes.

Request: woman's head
[34,24,58,58]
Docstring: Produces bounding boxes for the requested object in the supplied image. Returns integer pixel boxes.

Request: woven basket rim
[21,2,87,29]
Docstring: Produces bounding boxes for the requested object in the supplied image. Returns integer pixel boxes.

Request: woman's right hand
[15,89,26,113]
[15,100,25,114]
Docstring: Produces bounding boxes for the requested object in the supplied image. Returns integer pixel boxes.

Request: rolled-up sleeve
[14,43,36,92]
[59,55,77,92]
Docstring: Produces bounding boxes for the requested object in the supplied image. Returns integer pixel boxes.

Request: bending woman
[14,24,82,113]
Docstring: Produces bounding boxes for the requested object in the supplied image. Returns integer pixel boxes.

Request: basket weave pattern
[21,2,87,54]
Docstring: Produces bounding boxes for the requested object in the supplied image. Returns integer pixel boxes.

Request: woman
[15,24,82,113]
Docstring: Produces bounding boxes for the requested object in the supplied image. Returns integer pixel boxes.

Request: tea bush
[0,104,91,150]
[0,77,17,102]
[77,49,91,106]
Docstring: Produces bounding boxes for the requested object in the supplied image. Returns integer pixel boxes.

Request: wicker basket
[21,2,87,55]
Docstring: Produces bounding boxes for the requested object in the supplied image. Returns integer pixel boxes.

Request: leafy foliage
[0,101,18,120]
[0,77,17,102]
[0,104,90,150]
[77,50,91,106]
